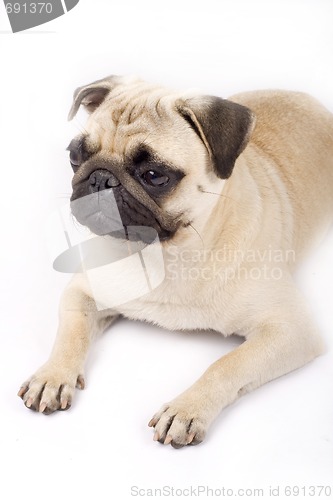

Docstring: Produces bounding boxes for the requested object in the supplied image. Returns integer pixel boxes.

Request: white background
[0,1,332,499]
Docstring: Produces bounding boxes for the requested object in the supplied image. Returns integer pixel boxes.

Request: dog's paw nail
[17,386,28,398]
[153,431,160,441]
[61,399,68,410]
[26,398,33,408]
[39,402,47,413]
[187,433,195,444]
[164,435,172,445]
[76,375,85,390]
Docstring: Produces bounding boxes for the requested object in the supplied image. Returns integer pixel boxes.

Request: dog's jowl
[18,76,333,447]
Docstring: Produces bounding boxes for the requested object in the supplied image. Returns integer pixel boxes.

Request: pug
[18,76,333,448]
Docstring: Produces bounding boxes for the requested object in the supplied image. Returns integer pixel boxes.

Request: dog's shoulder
[228,89,333,133]
[229,89,322,112]
[229,89,333,157]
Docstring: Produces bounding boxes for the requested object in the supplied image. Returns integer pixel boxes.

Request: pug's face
[68,76,255,243]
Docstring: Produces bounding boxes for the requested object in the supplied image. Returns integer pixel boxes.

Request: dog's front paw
[18,364,85,415]
[148,399,209,448]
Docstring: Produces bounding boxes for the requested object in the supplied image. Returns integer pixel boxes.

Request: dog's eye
[142,170,170,187]
[69,150,81,172]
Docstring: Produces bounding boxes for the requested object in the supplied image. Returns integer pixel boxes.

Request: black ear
[176,96,255,178]
[68,75,120,121]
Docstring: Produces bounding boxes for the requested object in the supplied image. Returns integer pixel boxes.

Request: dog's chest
[115,272,231,333]
[84,246,233,332]
[118,290,215,331]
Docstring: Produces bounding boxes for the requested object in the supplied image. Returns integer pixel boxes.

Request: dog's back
[231,90,333,252]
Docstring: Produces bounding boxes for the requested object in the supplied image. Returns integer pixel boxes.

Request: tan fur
[19,78,333,447]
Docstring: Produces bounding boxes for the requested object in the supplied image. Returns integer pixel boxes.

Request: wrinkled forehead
[80,87,194,167]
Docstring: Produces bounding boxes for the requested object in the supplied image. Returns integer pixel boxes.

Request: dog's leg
[18,274,117,414]
[149,287,325,448]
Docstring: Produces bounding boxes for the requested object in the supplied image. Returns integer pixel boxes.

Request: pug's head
[68,75,255,244]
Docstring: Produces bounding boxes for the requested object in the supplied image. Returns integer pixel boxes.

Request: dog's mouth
[70,175,176,243]
[81,210,172,243]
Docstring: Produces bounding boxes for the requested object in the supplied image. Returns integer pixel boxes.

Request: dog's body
[19,77,333,447]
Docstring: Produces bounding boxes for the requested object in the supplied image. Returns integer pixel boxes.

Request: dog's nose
[89,169,120,192]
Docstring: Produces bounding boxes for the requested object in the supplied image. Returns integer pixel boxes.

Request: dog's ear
[176,96,256,179]
[68,75,119,121]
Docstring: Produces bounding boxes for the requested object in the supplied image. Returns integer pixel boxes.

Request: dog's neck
[165,154,262,256]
